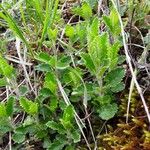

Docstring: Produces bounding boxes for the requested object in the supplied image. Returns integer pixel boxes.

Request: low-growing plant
[0,0,128,149]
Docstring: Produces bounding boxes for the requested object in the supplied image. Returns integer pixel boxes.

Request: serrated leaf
[107,41,121,69]
[110,9,121,35]
[103,9,121,35]
[81,2,92,20]
[70,129,81,143]
[111,82,125,93]
[49,140,66,150]
[63,105,74,122]
[19,97,29,113]
[12,132,25,143]
[103,16,113,31]
[46,121,66,134]
[105,67,125,87]
[44,72,57,93]
[99,103,118,120]
[23,116,34,127]
[88,33,109,67]
[6,97,14,117]
[87,17,99,43]
[61,105,75,129]
[20,97,38,115]
[0,118,12,134]
[49,97,58,112]
[98,95,112,105]
[69,70,81,86]
[28,102,38,115]
[80,53,96,74]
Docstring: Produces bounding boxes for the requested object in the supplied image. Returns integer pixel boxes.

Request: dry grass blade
[57,78,91,150]
[110,0,150,124]
[15,37,36,96]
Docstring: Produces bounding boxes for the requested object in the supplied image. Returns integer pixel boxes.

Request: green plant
[0,0,128,149]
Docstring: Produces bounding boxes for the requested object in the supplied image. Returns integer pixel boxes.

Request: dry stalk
[110,0,150,124]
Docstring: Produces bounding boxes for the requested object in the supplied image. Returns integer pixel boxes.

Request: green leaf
[69,68,82,86]
[0,77,7,87]
[0,103,7,117]
[62,105,74,122]
[0,55,14,77]
[32,0,44,24]
[36,52,51,63]
[19,97,29,113]
[65,25,74,38]
[19,97,38,115]
[35,64,51,72]
[40,0,55,45]
[39,88,51,103]
[88,33,109,67]
[103,9,121,35]
[46,121,66,134]
[44,72,57,93]
[70,129,81,143]
[65,145,75,150]
[87,17,99,43]
[6,97,14,117]
[107,41,121,69]
[75,23,87,44]
[61,105,75,129]
[56,55,71,70]
[49,140,66,150]
[80,53,96,74]
[98,95,112,105]
[97,66,107,79]
[0,7,28,46]
[104,67,125,87]
[99,103,118,120]
[111,82,125,93]
[28,102,38,115]
[23,116,35,127]
[0,118,12,134]
[103,16,113,31]
[49,97,58,112]
[12,132,25,143]
[19,85,28,96]
[81,2,92,20]
[110,9,120,34]
[48,28,58,41]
